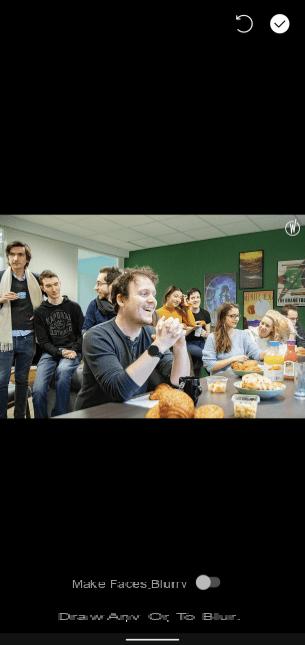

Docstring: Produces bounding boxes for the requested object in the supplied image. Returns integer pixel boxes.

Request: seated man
[33,270,84,417]
[281,305,305,348]
[186,288,211,373]
[82,266,122,333]
[75,267,190,410]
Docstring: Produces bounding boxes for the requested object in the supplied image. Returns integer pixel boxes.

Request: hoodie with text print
[34,296,84,357]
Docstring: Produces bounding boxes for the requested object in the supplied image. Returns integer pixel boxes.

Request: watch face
[149,344,162,357]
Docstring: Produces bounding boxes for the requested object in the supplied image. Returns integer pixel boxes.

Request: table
[54,375,305,419]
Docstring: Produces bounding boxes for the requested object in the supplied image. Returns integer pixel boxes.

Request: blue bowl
[233,381,286,399]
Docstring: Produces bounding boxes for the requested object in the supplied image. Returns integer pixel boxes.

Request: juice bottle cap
[287,340,296,345]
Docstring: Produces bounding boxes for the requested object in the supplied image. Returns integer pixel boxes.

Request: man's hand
[62,349,77,359]
[154,316,185,353]
[0,291,19,304]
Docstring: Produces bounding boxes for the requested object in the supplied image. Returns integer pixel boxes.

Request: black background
[1,3,304,644]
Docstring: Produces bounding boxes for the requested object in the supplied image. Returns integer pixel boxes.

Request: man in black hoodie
[33,270,84,417]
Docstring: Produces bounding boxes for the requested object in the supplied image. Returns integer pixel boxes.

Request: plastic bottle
[264,341,284,382]
[284,340,297,380]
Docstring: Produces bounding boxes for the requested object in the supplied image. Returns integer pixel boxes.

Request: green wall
[126,226,305,329]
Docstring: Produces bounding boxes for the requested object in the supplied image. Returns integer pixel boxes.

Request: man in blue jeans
[33,270,84,417]
[0,240,42,419]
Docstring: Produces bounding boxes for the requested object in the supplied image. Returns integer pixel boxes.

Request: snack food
[296,347,305,356]
[145,404,160,418]
[149,383,172,400]
[231,359,262,372]
[232,394,260,419]
[207,376,228,393]
[159,389,194,418]
[241,373,284,391]
[194,404,224,419]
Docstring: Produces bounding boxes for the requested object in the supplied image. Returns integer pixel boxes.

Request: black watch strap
[148,344,164,359]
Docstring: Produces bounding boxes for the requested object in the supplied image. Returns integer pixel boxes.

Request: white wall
[2,225,79,301]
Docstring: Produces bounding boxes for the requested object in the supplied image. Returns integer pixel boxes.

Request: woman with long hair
[156,285,196,332]
[202,302,264,373]
[247,309,293,351]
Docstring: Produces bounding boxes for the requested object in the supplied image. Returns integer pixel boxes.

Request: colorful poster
[243,290,274,328]
[204,273,236,326]
[239,250,263,289]
[277,260,305,306]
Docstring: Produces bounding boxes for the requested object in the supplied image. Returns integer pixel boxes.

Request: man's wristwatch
[147,344,164,360]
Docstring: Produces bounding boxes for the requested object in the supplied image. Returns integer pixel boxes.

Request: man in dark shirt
[82,266,122,333]
[186,288,211,373]
[33,270,84,417]
[0,240,42,418]
[281,305,305,348]
[75,267,190,410]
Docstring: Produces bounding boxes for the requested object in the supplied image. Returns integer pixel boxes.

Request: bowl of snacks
[233,373,286,399]
[232,394,260,418]
[231,359,264,377]
[206,376,228,393]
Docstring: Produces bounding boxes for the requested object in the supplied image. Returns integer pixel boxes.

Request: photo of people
[1,213,304,420]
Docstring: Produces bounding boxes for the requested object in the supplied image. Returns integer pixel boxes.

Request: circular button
[196,575,211,590]
[270,14,290,34]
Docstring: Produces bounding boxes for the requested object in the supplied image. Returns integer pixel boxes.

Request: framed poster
[239,250,264,289]
[277,259,305,306]
[204,273,236,326]
[243,290,274,328]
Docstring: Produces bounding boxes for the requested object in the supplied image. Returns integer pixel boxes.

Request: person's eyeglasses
[96,281,108,286]
[227,314,240,319]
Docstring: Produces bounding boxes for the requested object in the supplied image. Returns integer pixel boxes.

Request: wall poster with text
[277,260,305,306]
[243,290,274,328]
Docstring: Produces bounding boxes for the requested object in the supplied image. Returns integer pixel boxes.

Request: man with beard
[82,266,122,333]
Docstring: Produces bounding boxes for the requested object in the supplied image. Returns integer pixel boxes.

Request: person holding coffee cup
[0,240,42,418]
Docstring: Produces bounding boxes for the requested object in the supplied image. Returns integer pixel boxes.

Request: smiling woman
[156,285,196,329]
[202,303,263,374]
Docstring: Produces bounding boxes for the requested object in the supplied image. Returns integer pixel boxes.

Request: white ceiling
[1,214,304,258]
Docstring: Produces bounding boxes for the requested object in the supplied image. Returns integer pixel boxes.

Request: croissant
[159,389,194,418]
[149,383,173,400]
[145,404,160,418]
[232,359,262,372]
[195,404,224,419]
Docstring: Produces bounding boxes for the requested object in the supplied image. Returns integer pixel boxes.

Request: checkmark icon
[270,14,290,34]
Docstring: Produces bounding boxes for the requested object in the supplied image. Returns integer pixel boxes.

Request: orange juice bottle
[284,340,297,380]
[264,341,284,381]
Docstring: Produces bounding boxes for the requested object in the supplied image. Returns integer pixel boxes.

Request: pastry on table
[240,373,284,391]
[159,389,195,418]
[232,359,261,372]
[145,404,160,418]
[195,404,224,418]
[149,383,173,400]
